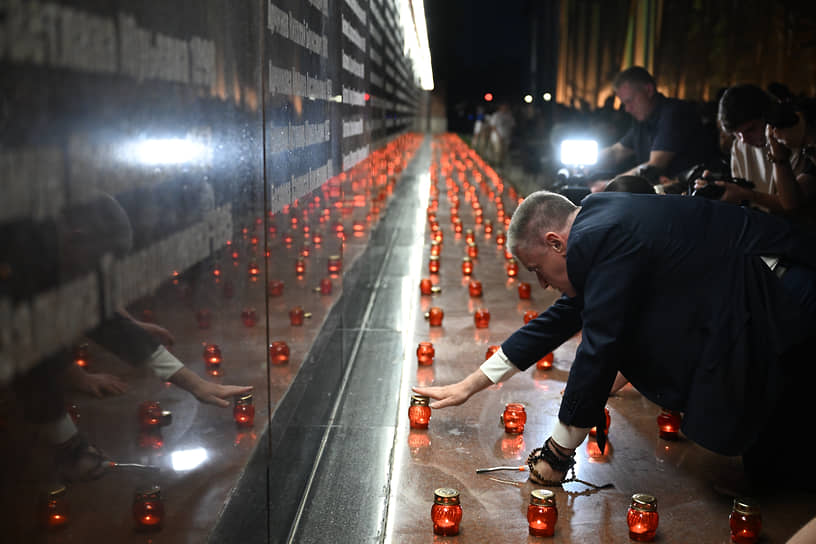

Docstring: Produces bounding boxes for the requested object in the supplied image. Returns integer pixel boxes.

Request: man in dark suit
[415,191,816,489]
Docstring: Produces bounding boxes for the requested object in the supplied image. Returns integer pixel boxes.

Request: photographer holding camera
[695,84,816,214]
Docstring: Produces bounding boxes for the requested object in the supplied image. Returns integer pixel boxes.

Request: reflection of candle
[196,309,212,329]
[73,343,89,368]
[203,343,223,376]
[729,499,761,543]
[233,393,255,427]
[502,403,527,433]
[474,308,490,328]
[408,395,431,429]
[133,486,164,529]
[431,488,462,536]
[138,401,172,431]
[527,489,557,536]
[627,494,659,541]
[247,262,260,279]
[241,308,258,328]
[589,407,611,436]
[500,434,526,458]
[416,342,435,365]
[43,485,69,530]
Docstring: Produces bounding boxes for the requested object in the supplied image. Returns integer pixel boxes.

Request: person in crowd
[697,84,815,212]
[596,66,712,182]
[488,102,515,166]
[603,174,656,194]
[764,99,816,217]
[415,190,816,492]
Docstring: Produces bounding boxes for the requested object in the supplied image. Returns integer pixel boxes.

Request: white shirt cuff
[145,346,185,381]
[478,347,519,384]
[551,420,591,450]
[42,413,79,445]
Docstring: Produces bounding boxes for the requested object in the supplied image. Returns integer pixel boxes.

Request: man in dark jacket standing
[415,191,816,490]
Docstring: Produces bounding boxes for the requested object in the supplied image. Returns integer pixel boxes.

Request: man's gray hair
[507,191,576,254]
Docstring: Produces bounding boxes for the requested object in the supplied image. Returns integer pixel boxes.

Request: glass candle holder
[429,219,440,233]
[527,489,557,537]
[589,407,611,437]
[416,342,435,366]
[247,262,260,279]
[467,242,478,259]
[409,394,432,429]
[268,279,284,297]
[502,402,527,434]
[465,229,475,245]
[133,486,164,529]
[203,343,223,376]
[429,256,440,274]
[269,341,290,365]
[474,308,490,328]
[430,241,441,256]
[518,282,531,299]
[657,409,682,440]
[289,306,309,326]
[223,280,236,298]
[453,219,463,233]
[523,310,539,324]
[295,257,306,276]
[233,393,255,427]
[484,220,494,234]
[461,257,473,276]
[196,309,212,329]
[627,493,659,542]
[419,278,433,295]
[318,277,333,295]
[138,401,172,431]
[506,258,518,277]
[729,498,761,544]
[426,307,444,326]
[468,279,483,297]
[485,345,500,360]
[431,230,443,243]
[241,307,258,328]
[327,255,342,274]
[536,352,554,370]
[431,488,462,536]
[42,485,69,530]
[73,343,89,368]
[495,230,506,246]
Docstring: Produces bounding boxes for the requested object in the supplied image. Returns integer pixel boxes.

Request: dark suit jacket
[502,193,816,455]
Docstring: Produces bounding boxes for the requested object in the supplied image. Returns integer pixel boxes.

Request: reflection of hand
[66,363,128,397]
[192,381,254,408]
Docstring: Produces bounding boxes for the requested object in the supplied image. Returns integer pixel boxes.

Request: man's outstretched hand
[412,369,493,409]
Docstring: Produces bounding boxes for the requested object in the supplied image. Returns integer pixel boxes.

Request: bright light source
[122,138,210,166]
[560,139,598,166]
[523,94,533,104]
[484,92,494,102]
[170,447,209,472]
[543,92,552,102]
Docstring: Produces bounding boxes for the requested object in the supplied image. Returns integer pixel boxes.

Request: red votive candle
[589,407,611,437]
[523,310,538,324]
[528,489,557,537]
[518,282,531,299]
[138,401,172,431]
[506,258,518,277]
[233,393,255,427]
[133,486,164,529]
[502,402,527,434]
[467,242,478,259]
[202,343,223,376]
[465,228,475,245]
[73,343,89,368]
[461,257,473,276]
[474,308,490,328]
[495,230,506,246]
[42,485,69,530]
[269,341,290,365]
[327,255,342,274]
[196,309,212,329]
[426,307,444,326]
[729,498,761,543]
[409,394,432,429]
[485,345,500,360]
[468,279,483,297]
[627,493,659,542]
[268,279,284,296]
[431,488,462,536]
[657,409,682,440]
[289,306,308,326]
[429,256,440,274]
[319,277,333,295]
[241,307,258,328]
[536,352,554,370]
[416,342,435,366]
[419,278,434,295]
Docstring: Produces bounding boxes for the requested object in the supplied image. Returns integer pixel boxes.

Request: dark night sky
[425,0,533,108]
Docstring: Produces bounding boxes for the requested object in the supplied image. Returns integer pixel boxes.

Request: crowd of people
[419,67,816,540]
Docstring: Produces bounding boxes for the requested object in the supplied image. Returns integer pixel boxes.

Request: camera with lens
[690,173,755,199]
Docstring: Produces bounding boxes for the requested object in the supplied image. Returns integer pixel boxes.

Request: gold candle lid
[430,286,442,294]
[462,256,472,262]
[530,489,556,506]
[429,255,440,261]
[732,498,760,516]
[433,487,460,505]
[410,394,430,406]
[631,493,657,511]
[47,485,67,498]
[160,411,172,426]
[236,393,254,405]
[135,485,162,500]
